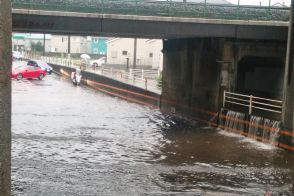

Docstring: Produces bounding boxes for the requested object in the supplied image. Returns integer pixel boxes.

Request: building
[50,35,68,53]
[12,33,51,53]
[25,34,51,53]
[91,37,107,55]
[12,33,26,52]
[71,36,88,53]
[50,35,88,54]
[107,38,163,70]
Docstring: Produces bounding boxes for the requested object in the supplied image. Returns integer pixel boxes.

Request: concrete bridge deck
[11,0,290,21]
[12,9,289,40]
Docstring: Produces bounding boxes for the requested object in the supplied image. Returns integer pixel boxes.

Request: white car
[90,57,106,67]
[13,51,23,60]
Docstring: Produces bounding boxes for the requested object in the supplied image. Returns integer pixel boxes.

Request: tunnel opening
[236,56,285,100]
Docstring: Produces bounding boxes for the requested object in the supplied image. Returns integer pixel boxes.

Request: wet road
[12,72,294,195]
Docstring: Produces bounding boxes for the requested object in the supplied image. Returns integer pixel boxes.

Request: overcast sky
[227,0,291,6]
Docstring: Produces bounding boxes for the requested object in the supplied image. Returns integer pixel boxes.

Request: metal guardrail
[97,67,160,92]
[223,91,283,115]
[11,0,290,21]
[129,68,160,80]
[38,56,161,93]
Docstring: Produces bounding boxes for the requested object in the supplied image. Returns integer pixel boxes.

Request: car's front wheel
[17,73,23,80]
[38,74,44,80]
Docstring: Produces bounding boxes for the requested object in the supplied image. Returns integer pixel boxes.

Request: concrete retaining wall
[50,64,160,108]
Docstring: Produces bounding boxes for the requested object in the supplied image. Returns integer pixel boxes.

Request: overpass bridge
[8,1,294,150]
[11,0,290,21]
[11,0,290,40]
[9,0,294,153]
[1,1,294,195]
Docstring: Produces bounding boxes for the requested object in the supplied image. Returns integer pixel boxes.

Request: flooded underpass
[12,73,294,195]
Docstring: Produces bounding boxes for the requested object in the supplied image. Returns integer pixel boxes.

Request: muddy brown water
[12,73,294,195]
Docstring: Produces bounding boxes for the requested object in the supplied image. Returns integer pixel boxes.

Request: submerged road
[11,72,294,195]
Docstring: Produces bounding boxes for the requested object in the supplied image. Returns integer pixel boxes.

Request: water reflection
[12,74,294,195]
[155,122,294,195]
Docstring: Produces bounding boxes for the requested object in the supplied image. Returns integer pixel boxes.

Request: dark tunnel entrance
[236,56,285,99]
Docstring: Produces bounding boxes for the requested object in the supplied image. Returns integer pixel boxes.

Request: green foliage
[156,72,162,89]
[30,41,43,52]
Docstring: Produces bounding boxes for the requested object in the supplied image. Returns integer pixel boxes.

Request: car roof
[28,59,46,64]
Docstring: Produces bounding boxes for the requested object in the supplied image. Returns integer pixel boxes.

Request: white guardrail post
[129,69,133,80]
[249,95,253,115]
[145,78,147,90]
[223,90,226,107]
[141,70,144,80]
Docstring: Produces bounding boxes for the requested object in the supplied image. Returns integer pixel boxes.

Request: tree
[156,72,162,89]
[31,41,43,52]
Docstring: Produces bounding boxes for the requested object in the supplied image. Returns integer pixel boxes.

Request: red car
[11,65,47,80]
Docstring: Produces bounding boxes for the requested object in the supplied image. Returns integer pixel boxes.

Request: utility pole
[133,38,137,69]
[43,33,46,56]
[68,35,71,59]
[269,0,271,7]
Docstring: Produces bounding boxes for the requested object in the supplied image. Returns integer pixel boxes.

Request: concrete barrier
[50,64,160,108]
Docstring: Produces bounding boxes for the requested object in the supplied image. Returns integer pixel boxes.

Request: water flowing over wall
[220,109,281,146]
[248,116,281,145]
[224,110,246,133]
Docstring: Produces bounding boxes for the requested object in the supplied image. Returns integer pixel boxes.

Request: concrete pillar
[161,38,222,122]
[0,0,12,195]
[282,0,294,147]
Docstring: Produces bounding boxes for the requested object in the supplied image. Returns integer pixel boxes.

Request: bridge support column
[283,0,294,149]
[0,0,12,195]
[161,38,222,123]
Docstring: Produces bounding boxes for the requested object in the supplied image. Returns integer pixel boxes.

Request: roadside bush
[156,72,162,89]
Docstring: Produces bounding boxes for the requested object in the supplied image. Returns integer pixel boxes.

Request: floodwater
[12,73,294,195]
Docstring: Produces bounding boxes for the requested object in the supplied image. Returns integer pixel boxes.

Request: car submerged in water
[11,65,47,80]
[27,60,53,74]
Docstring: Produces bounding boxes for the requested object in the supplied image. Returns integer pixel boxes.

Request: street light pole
[269,0,271,8]
[43,33,46,56]
[68,35,71,60]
